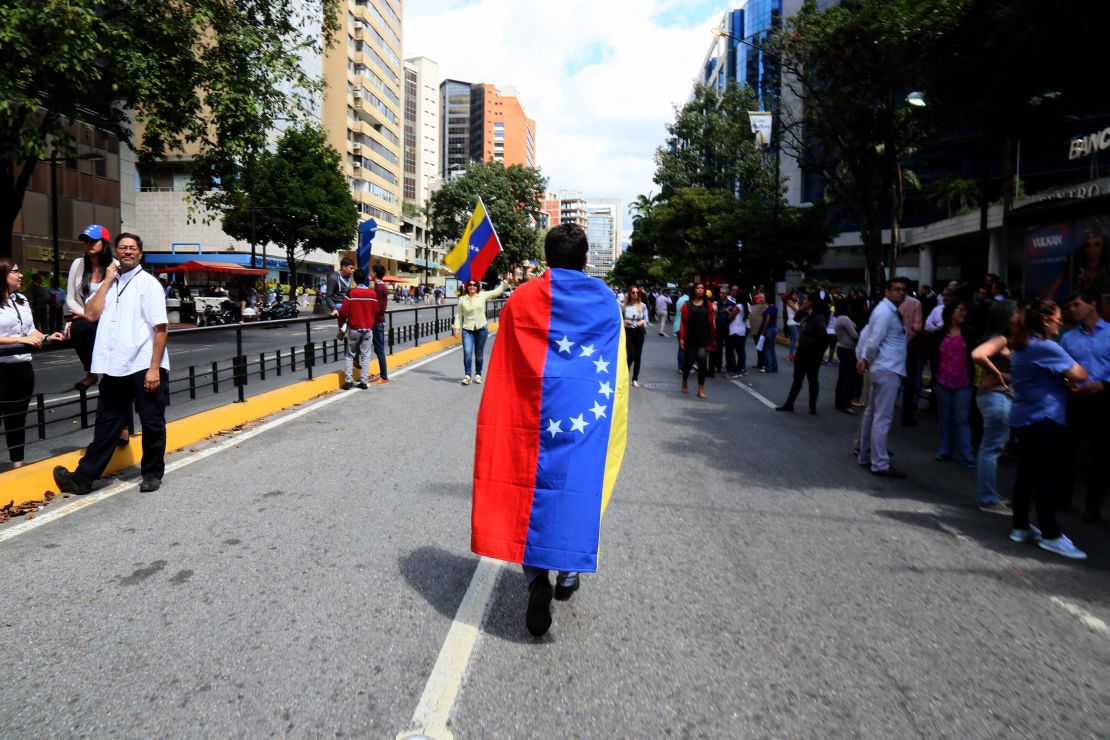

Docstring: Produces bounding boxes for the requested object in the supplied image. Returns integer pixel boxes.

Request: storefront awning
[160,260,268,276]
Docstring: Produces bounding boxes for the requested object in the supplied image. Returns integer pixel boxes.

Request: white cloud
[404,0,725,235]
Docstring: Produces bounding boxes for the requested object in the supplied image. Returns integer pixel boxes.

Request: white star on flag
[569,414,589,433]
[593,357,610,374]
[598,381,613,399]
[546,419,563,438]
[579,343,596,357]
[590,401,607,419]
[556,335,574,354]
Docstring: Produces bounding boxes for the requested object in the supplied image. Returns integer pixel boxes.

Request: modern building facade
[438,80,537,179]
[586,200,621,278]
[402,56,440,211]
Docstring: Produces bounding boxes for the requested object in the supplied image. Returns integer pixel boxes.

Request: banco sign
[1068,127,1110,160]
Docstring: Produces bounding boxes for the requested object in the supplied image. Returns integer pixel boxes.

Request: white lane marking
[1049,597,1110,639]
[728,377,777,409]
[398,557,505,740]
[0,344,461,544]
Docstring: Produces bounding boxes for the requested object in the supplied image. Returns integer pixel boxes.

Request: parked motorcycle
[259,301,300,322]
[196,302,236,327]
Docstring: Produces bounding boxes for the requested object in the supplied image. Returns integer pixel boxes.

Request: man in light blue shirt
[856,277,909,477]
[1060,290,1110,520]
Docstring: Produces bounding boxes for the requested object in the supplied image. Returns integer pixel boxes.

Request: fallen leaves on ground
[0,492,56,523]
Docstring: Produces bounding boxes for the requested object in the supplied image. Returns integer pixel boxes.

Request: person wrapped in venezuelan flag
[471,223,629,637]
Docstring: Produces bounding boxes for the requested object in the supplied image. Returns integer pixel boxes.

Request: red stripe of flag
[468,231,501,283]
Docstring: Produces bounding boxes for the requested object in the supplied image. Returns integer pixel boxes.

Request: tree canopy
[220,125,357,289]
[0,0,339,256]
[426,160,547,282]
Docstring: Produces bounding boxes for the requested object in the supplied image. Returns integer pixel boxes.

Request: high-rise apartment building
[439,80,537,179]
[322,0,405,249]
[586,200,621,279]
[403,56,440,210]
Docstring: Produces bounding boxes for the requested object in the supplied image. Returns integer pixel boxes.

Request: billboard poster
[1025,214,1110,318]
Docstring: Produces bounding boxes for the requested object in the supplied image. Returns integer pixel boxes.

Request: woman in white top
[784,290,800,360]
[623,285,649,387]
[0,259,64,468]
[67,225,115,390]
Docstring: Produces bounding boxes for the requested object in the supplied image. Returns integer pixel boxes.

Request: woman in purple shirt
[933,303,975,467]
[1008,299,1089,560]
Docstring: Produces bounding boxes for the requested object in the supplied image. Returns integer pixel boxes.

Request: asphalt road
[1,332,1107,737]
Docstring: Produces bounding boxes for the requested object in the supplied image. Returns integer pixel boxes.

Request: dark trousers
[1012,421,1065,540]
[373,323,388,379]
[835,347,858,411]
[1061,392,1109,515]
[711,326,728,374]
[901,340,919,423]
[783,346,822,411]
[70,318,98,372]
[682,346,708,386]
[725,334,745,372]
[0,362,34,463]
[625,328,645,382]
[76,369,169,483]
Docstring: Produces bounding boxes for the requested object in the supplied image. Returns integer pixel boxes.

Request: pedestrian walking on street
[776,294,828,414]
[725,285,747,376]
[784,290,800,360]
[933,302,976,468]
[673,286,690,372]
[899,288,924,426]
[623,285,648,387]
[452,272,511,385]
[655,290,671,335]
[1007,298,1089,559]
[857,277,910,478]
[679,282,715,399]
[54,233,171,495]
[833,298,860,412]
[0,259,65,469]
[712,285,731,376]
[338,269,379,390]
[471,223,628,638]
[370,264,390,385]
[759,294,779,373]
[750,294,767,371]
[971,304,1020,514]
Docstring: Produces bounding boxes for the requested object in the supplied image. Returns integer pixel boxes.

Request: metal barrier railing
[0,299,505,467]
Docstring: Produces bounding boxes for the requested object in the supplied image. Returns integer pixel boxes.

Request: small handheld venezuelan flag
[471,268,628,573]
[443,198,503,283]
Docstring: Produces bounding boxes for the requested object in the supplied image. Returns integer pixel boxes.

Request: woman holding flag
[452,273,513,385]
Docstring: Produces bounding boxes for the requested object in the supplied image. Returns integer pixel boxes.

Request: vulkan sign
[1068,127,1110,160]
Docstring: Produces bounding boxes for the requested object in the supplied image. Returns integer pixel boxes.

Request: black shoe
[525,574,553,637]
[775,405,794,412]
[53,466,92,495]
[139,477,161,492]
[356,381,368,390]
[341,381,352,390]
[554,579,579,601]
[872,467,907,479]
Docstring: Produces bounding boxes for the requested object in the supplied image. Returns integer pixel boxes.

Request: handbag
[755,335,766,352]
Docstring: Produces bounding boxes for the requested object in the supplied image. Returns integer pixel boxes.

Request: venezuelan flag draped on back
[443,198,502,283]
[471,268,628,573]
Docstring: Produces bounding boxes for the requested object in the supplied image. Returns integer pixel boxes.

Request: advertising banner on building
[1024,214,1110,315]
[748,112,773,147]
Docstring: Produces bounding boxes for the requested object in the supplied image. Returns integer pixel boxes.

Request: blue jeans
[935,384,973,464]
[462,326,488,376]
[975,391,1012,505]
[787,324,798,355]
[763,328,778,372]
[372,323,388,380]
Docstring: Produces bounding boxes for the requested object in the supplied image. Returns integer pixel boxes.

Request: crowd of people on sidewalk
[617,274,1108,562]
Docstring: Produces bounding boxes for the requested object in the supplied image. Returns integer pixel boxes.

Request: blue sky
[405,0,728,238]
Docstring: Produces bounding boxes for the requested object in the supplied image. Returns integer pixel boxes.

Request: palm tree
[628,192,661,225]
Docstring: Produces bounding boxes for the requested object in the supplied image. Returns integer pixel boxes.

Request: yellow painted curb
[2,325,497,507]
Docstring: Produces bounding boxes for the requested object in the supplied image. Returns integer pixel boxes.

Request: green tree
[0,0,339,256]
[777,0,961,291]
[628,191,661,226]
[219,125,357,289]
[426,160,547,282]
[654,83,775,199]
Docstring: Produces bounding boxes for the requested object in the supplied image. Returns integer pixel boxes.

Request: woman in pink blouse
[934,303,976,467]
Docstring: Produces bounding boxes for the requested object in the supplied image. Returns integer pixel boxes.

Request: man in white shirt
[54,233,170,494]
[856,277,909,478]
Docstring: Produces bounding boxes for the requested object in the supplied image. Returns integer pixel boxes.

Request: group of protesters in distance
[617,274,1107,562]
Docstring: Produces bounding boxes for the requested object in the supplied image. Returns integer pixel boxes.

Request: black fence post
[414,307,419,348]
[434,306,440,340]
[290,346,296,372]
[259,352,266,381]
[212,361,219,394]
[305,321,314,380]
[276,349,282,376]
[79,385,90,428]
[388,312,395,355]
[235,325,246,403]
[189,366,196,400]
[36,394,46,440]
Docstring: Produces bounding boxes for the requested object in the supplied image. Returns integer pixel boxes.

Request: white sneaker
[1038,534,1087,560]
[1009,525,1042,543]
[632,380,641,388]
[473,375,482,384]
[461,375,471,385]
